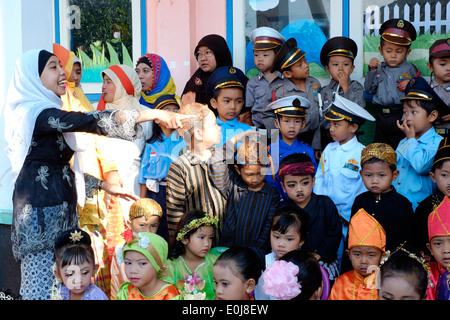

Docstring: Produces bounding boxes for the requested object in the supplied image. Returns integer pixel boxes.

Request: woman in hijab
[54,43,120,297]
[181,34,232,112]
[4,49,191,300]
[97,64,157,252]
[135,53,177,108]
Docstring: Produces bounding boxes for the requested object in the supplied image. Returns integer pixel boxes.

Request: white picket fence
[364,1,450,35]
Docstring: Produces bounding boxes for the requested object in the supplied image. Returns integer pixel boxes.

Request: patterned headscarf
[136,53,177,108]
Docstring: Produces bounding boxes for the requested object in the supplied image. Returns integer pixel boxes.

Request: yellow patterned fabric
[361,143,397,167]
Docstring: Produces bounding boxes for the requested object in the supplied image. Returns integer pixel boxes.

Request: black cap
[320,36,358,66]
[206,66,248,98]
[271,38,306,73]
[400,76,449,116]
[379,18,417,46]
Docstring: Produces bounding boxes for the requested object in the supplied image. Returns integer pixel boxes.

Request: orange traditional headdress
[428,196,450,241]
[348,209,386,252]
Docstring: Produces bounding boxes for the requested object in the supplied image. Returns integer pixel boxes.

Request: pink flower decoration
[262,260,302,300]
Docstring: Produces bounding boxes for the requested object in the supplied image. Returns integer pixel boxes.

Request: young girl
[213,246,263,300]
[139,94,187,241]
[52,228,109,300]
[262,249,325,300]
[116,232,180,300]
[378,243,429,300]
[254,205,309,300]
[161,209,222,300]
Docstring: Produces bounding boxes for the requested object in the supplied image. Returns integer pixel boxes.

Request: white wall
[0,0,54,224]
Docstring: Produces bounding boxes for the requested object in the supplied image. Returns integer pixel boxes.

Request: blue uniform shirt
[139,131,187,185]
[395,127,443,210]
[215,117,253,147]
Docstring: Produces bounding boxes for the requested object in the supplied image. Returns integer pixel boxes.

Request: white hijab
[4,49,84,187]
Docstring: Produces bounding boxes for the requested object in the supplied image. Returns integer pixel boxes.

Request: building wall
[145,0,227,97]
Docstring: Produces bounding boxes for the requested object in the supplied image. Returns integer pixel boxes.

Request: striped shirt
[209,143,280,258]
[166,148,227,241]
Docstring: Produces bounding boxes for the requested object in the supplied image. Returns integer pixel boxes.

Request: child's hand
[398,79,409,92]
[397,119,415,140]
[440,114,450,122]
[368,58,381,71]
[336,71,350,93]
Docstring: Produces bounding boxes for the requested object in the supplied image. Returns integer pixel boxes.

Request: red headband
[279,162,315,179]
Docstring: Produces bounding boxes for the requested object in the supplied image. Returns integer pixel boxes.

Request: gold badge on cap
[409,79,415,87]
[229,67,236,74]
[397,20,404,28]
[293,98,301,107]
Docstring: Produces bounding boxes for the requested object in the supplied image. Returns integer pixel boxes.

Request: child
[254,205,309,300]
[279,153,342,282]
[166,102,226,241]
[246,27,285,128]
[427,38,450,136]
[426,196,450,300]
[364,18,419,150]
[116,232,180,300]
[206,66,252,147]
[329,209,386,300]
[213,246,263,300]
[110,198,163,299]
[378,243,429,300]
[261,38,322,149]
[262,249,324,300]
[52,228,109,300]
[352,143,414,252]
[318,36,365,151]
[265,95,317,200]
[69,56,83,88]
[209,131,280,260]
[413,137,450,256]
[395,76,449,211]
[161,209,223,300]
[314,94,375,265]
[139,94,187,241]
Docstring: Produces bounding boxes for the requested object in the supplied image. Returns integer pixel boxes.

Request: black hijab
[182,34,232,110]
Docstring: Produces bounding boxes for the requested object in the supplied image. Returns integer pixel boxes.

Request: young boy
[413,137,450,257]
[329,208,386,300]
[166,102,226,242]
[110,198,163,300]
[279,152,342,282]
[395,76,449,211]
[427,38,450,136]
[318,36,365,151]
[206,66,252,147]
[364,18,419,150]
[264,95,317,201]
[426,196,450,300]
[352,142,414,252]
[314,94,375,266]
[209,131,280,261]
[246,27,285,128]
[261,38,322,150]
